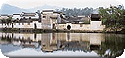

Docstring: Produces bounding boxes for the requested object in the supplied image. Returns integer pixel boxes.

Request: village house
[20,12,39,20]
[0,14,12,19]
[12,14,21,20]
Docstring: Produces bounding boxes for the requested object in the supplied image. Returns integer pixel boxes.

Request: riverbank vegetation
[99,5,125,33]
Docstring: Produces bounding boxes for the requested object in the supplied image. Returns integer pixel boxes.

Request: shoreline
[0,28,124,34]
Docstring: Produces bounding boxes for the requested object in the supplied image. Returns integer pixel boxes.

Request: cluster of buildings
[0,10,105,31]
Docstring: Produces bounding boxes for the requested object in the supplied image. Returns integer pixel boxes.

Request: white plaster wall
[37,23,42,29]
[13,23,33,28]
[7,24,12,28]
[80,24,91,30]
[56,24,66,30]
[0,16,9,19]
[57,22,105,31]
[70,24,80,30]
[0,24,2,28]
[32,21,42,29]
[90,21,104,30]
[0,32,3,37]
[12,15,21,20]
[12,21,42,29]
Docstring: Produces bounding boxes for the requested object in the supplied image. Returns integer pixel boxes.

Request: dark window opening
[43,16,46,18]
[34,34,37,39]
[23,17,25,19]
[53,24,56,29]
[29,17,31,19]
[90,45,100,50]
[67,25,71,30]
[34,23,37,29]
[12,23,13,28]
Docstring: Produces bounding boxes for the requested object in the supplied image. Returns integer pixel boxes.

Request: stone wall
[0,21,43,29]
[57,21,105,31]
[0,21,105,31]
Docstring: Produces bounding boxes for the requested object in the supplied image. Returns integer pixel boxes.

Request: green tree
[99,5,125,32]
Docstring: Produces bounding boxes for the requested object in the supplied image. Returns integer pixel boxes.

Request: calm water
[0,32,125,57]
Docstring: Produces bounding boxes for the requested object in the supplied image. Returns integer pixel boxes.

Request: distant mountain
[0,4,62,14]
[28,4,62,12]
[0,4,29,14]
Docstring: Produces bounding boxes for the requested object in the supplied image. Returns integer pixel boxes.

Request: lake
[0,32,125,58]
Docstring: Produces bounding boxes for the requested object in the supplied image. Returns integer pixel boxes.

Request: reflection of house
[0,32,105,52]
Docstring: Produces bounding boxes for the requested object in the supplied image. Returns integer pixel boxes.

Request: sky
[0,0,123,9]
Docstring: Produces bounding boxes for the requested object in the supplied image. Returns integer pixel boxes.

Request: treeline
[56,7,98,17]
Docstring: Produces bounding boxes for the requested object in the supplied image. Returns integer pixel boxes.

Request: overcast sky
[0,0,124,9]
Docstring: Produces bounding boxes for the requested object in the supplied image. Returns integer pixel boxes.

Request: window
[43,16,46,18]
[23,17,25,19]
[28,23,30,25]
[29,17,31,19]
[22,23,24,25]
[80,24,83,27]
[19,23,20,25]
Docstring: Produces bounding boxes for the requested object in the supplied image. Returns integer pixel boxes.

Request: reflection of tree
[97,34,125,57]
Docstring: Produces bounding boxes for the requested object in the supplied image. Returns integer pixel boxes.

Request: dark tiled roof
[0,14,9,16]
[67,17,89,22]
[13,14,20,15]
[91,14,100,19]
[53,12,62,14]
[22,13,36,17]
[43,10,54,12]
[91,14,101,21]
[13,18,40,23]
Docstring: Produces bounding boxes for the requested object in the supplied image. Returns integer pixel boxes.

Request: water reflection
[0,32,125,57]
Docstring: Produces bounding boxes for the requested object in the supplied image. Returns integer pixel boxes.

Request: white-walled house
[21,12,39,19]
[12,14,21,20]
[0,14,10,19]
